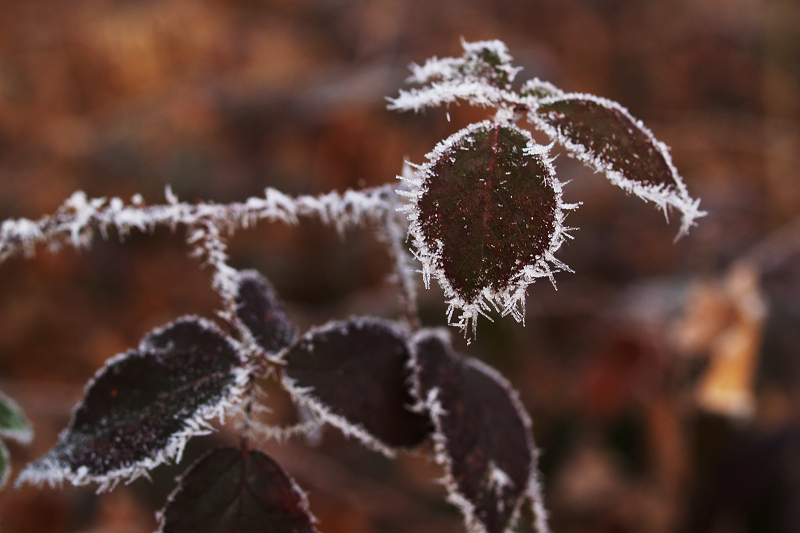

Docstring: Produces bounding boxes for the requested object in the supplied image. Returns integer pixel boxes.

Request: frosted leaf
[157,446,317,533]
[0,389,33,445]
[234,270,297,355]
[282,318,431,456]
[409,330,546,533]
[529,93,704,236]
[17,317,248,490]
[405,120,571,334]
[388,40,521,112]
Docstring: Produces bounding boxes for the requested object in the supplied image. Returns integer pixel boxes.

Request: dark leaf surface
[18,317,243,486]
[284,318,431,452]
[411,331,534,533]
[418,121,558,305]
[535,95,676,190]
[234,270,297,354]
[159,446,316,533]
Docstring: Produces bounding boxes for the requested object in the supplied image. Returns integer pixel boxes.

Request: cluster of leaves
[15,269,545,533]
[390,39,704,332]
[0,40,704,533]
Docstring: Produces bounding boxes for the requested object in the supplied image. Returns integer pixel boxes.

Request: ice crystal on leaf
[234,269,297,355]
[404,120,571,334]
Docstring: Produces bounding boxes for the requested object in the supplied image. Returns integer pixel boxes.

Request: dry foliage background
[1,1,799,532]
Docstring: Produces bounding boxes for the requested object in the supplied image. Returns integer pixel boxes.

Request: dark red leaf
[283,318,431,453]
[17,317,245,489]
[158,446,316,533]
[234,270,296,354]
[414,121,561,311]
[410,330,536,533]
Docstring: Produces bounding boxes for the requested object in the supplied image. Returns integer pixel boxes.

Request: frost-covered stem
[238,377,258,450]
[382,204,421,331]
[188,217,238,317]
[0,185,398,266]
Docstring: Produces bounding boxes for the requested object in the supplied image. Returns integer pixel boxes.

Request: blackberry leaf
[0,389,32,445]
[529,94,704,236]
[17,317,248,490]
[234,269,297,354]
[406,120,570,333]
[409,330,544,533]
[0,389,33,488]
[283,318,431,455]
[158,446,316,533]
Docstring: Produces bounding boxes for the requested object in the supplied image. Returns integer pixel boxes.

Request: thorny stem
[0,185,398,265]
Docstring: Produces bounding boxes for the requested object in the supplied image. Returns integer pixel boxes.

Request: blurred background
[0,0,799,531]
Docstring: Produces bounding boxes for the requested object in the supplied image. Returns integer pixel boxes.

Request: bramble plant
[0,40,703,533]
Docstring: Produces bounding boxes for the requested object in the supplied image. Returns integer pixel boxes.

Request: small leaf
[388,40,521,112]
[0,389,33,445]
[408,120,569,331]
[409,330,542,533]
[158,446,317,533]
[18,317,247,489]
[234,269,297,354]
[283,318,431,455]
[0,440,10,488]
[530,93,704,235]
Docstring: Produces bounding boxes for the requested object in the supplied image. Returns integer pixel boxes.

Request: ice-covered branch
[0,185,397,265]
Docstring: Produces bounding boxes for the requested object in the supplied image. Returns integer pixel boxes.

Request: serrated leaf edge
[281,317,416,458]
[407,329,549,533]
[16,316,251,492]
[528,93,705,237]
[401,120,574,335]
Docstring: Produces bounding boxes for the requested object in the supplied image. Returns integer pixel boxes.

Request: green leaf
[0,389,32,445]
[0,439,9,488]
